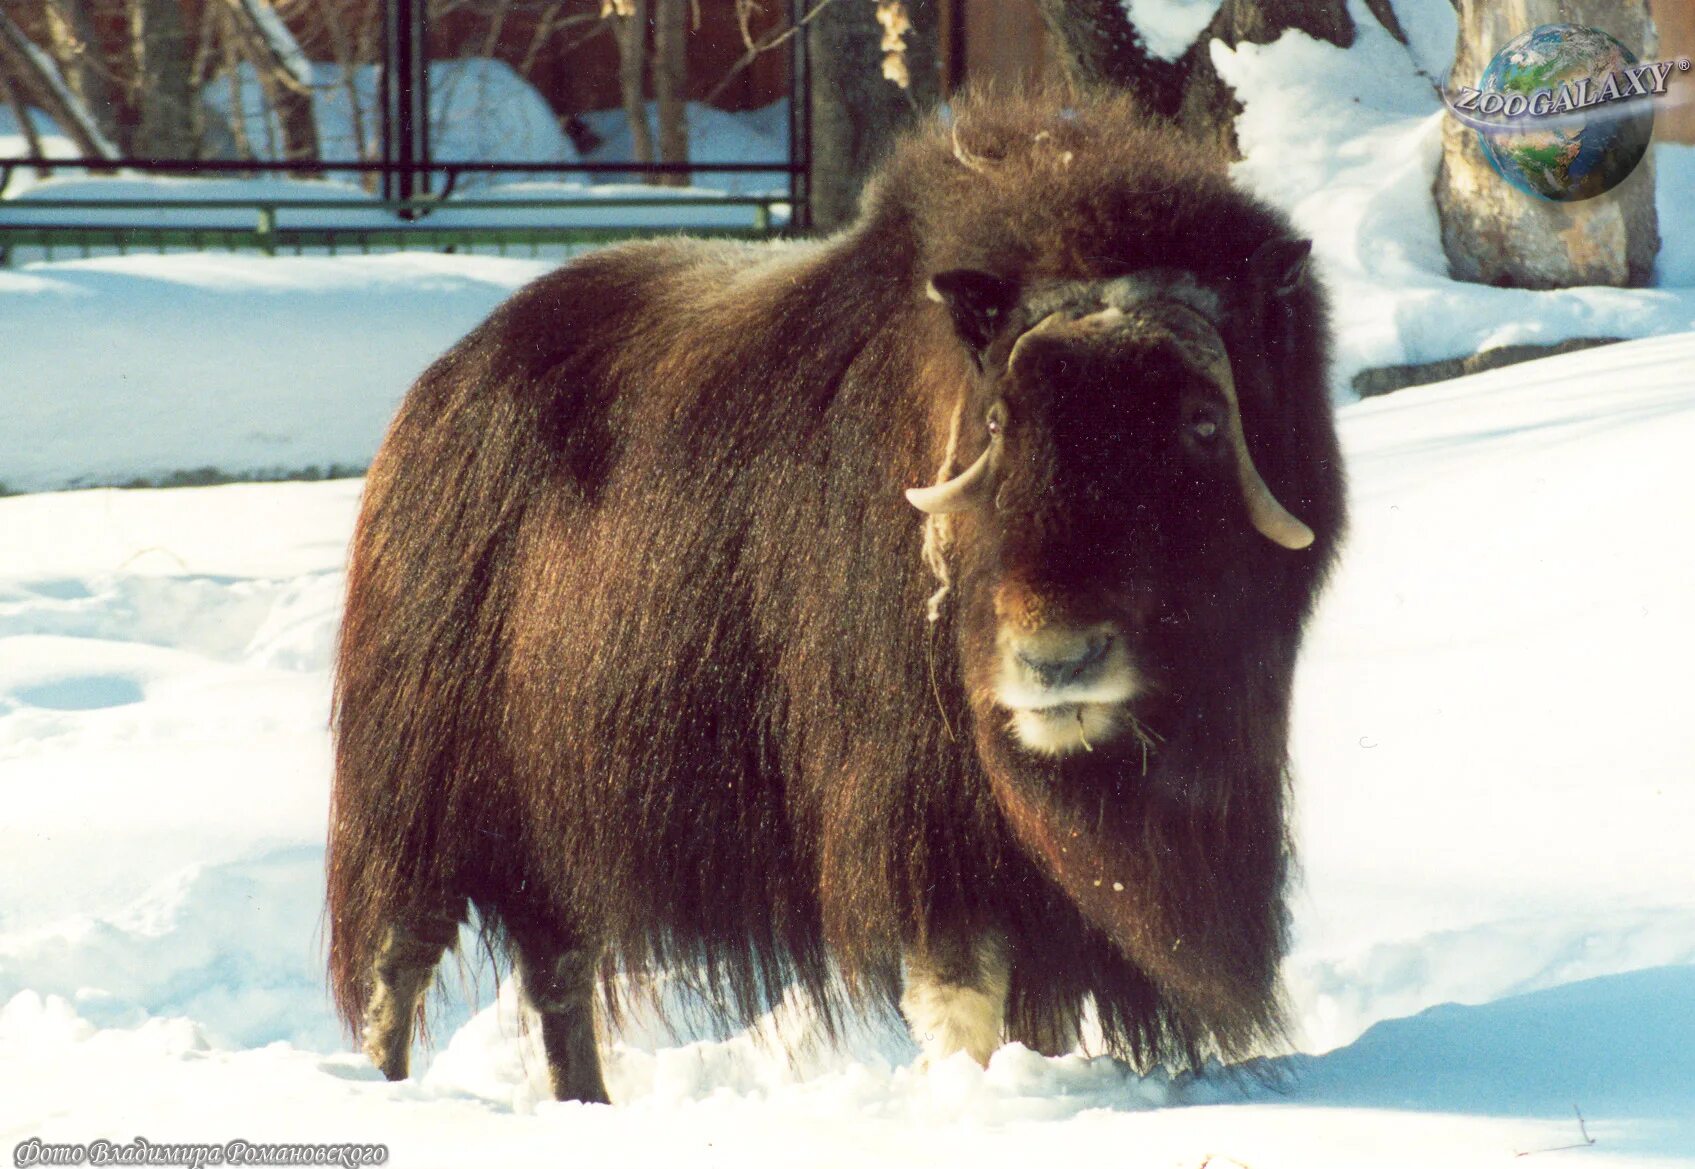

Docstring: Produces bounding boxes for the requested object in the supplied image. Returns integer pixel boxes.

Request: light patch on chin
[1008,702,1124,756]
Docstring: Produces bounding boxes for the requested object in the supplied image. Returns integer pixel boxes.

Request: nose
[1014,633,1112,689]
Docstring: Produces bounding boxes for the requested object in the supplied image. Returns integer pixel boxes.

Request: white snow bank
[1120,0,1224,61]
[580,100,793,195]
[204,58,572,185]
[0,254,547,493]
[1283,330,1695,1053]
[0,109,82,199]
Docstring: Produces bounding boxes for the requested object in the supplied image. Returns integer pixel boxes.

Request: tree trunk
[131,0,197,157]
[1038,0,1369,154]
[0,66,50,177]
[652,0,687,187]
[808,0,938,231]
[1435,0,1658,288]
[1032,0,1185,116]
[44,0,121,148]
[0,8,118,160]
[614,0,654,167]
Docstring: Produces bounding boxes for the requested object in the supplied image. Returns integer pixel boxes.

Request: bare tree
[0,7,118,160]
[221,0,320,167]
[309,0,376,166]
[1435,0,1658,287]
[653,0,688,187]
[0,65,50,176]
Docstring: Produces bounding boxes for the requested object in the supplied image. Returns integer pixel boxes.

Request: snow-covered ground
[0,252,547,494]
[3,333,1692,1166]
[4,0,1694,1162]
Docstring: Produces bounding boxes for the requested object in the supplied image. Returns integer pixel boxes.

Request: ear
[1249,238,1312,298]
[927,269,1020,355]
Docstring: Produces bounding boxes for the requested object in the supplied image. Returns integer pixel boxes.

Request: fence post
[382,0,431,213]
[789,0,813,233]
[256,205,277,256]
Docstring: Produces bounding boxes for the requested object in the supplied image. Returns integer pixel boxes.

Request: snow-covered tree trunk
[131,0,197,157]
[1175,0,1358,154]
[1036,0,1386,155]
[1435,0,1659,288]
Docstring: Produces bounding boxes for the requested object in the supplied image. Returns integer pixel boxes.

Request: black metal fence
[0,0,813,262]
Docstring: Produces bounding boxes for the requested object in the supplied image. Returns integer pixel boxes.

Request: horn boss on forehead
[913,291,1315,551]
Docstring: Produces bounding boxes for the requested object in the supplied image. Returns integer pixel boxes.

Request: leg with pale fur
[363,909,461,1081]
[900,931,1010,1066]
[509,922,610,1104]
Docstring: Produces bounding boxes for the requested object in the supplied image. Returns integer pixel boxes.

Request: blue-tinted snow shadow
[1263,966,1695,1156]
[14,674,145,710]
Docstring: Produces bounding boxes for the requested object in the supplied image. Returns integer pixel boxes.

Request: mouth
[993,624,1142,756]
[1004,701,1128,756]
[996,652,1139,758]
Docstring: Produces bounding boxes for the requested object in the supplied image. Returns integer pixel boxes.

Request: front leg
[900,931,1010,1066]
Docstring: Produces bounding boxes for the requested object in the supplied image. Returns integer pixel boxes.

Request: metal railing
[0,190,791,263]
[0,0,814,262]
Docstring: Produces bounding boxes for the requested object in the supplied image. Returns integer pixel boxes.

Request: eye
[1181,402,1225,452]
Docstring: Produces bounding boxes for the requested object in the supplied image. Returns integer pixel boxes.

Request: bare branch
[0,65,50,176]
[703,0,844,108]
[0,7,118,159]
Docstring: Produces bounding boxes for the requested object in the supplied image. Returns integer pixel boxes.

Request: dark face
[912,271,1314,757]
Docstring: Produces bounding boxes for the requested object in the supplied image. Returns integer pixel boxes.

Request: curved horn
[1201,346,1315,551]
[1141,302,1314,551]
[905,439,996,515]
[908,309,1066,518]
[1007,310,1068,372]
[1227,407,1316,550]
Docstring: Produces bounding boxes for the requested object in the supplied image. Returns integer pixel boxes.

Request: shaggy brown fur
[327,90,1345,1093]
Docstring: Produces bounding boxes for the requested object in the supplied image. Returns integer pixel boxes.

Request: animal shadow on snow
[1265,965,1695,1156]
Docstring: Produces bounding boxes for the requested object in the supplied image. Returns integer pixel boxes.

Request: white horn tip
[1285,525,1316,551]
[1269,518,1316,550]
[906,484,947,513]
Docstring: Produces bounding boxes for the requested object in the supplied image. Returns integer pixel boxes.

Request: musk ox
[327,92,1345,1103]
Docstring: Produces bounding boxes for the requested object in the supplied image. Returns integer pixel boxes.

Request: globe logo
[1449,24,1686,202]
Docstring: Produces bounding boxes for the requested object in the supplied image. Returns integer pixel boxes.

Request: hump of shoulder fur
[861,91,1293,288]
